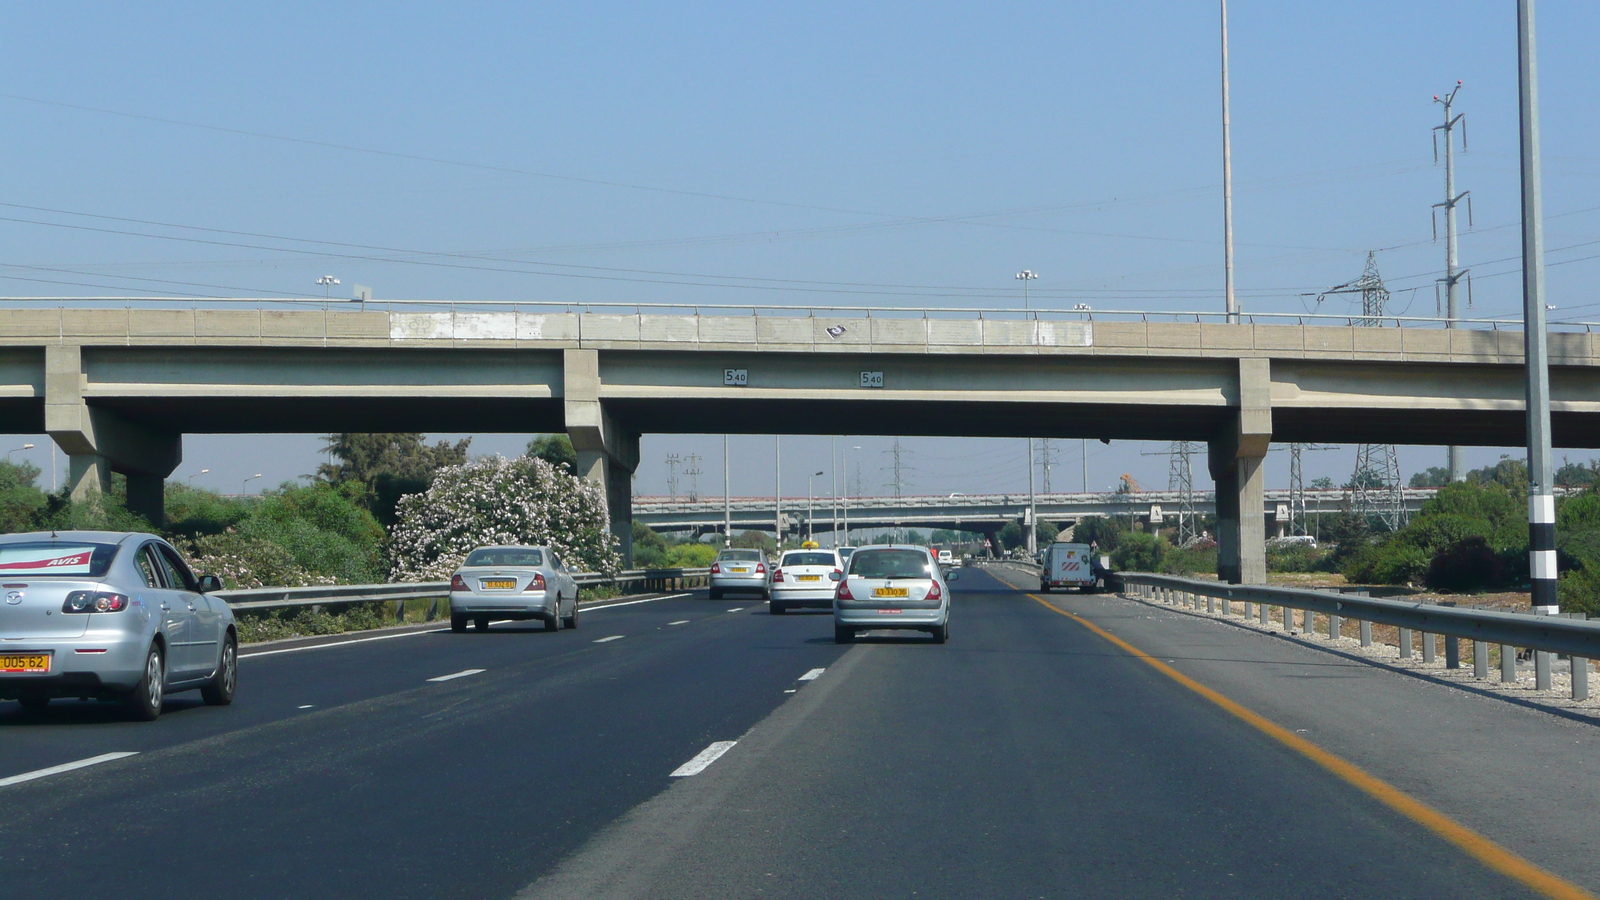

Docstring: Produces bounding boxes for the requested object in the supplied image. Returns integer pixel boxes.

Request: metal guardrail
[1117,573,1597,701]
[216,567,712,619]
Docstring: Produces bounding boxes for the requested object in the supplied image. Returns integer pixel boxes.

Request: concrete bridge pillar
[1209,358,1272,584]
[45,345,181,526]
[565,349,640,565]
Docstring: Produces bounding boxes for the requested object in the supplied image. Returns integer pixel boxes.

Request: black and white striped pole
[1519,0,1558,688]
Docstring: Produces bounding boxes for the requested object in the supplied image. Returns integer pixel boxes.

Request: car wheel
[834,625,853,644]
[931,621,949,644]
[709,588,723,600]
[474,616,490,632]
[201,633,238,706]
[563,597,579,630]
[451,614,467,633]
[1040,583,1051,593]
[17,694,49,712]
[544,599,562,632]
[125,643,165,721]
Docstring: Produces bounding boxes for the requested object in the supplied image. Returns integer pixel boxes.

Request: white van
[1040,542,1096,593]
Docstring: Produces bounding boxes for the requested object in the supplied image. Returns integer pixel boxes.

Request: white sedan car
[833,545,955,644]
[449,546,579,633]
[768,549,843,614]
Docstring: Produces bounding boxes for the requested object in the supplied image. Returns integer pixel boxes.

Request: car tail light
[710,563,721,574]
[835,579,854,601]
[926,581,943,601]
[450,574,468,591]
[755,563,766,574]
[62,591,129,613]
[524,573,547,592]
[771,568,784,583]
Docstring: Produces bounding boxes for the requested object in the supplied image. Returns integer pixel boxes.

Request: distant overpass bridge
[634,488,1442,538]
[6,299,1600,582]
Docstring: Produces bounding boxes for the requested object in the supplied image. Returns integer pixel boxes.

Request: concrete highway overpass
[633,488,1442,540]
[4,303,1598,581]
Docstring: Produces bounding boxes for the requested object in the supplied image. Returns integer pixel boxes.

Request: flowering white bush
[387,454,620,581]
[176,531,339,589]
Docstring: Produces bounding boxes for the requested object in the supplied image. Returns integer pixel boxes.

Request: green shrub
[1558,566,1600,618]
[1265,543,1325,573]
[1161,543,1216,576]
[1342,543,1429,586]
[663,542,718,568]
[1424,537,1506,592]
[1073,517,1123,552]
[1110,531,1167,572]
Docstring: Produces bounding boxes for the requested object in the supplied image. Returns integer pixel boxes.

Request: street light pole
[723,435,731,547]
[1027,439,1038,558]
[774,436,782,548]
[242,473,262,495]
[842,444,860,545]
[6,442,34,461]
[1015,270,1038,314]
[807,471,824,543]
[188,468,210,484]
[1221,0,1238,324]
[1519,0,1557,626]
[831,437,839,547]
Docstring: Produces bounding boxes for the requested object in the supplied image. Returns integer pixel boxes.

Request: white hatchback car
[833,545,955,644]
[768,549,843,614]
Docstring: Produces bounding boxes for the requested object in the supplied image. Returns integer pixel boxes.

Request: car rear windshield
[464,548,543,567]
[848,550,932,580]
[782,552,835,567]
[0,542,119,578]
[718,550,762,561]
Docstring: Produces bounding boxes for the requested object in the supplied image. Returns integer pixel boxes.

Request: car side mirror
[946,571,959,582]
[829,571,842,581]
[197,574,223,594]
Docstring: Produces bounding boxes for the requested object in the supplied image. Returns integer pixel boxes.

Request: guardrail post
[1473,641,1488,679]
[1360,620,1372,647]
[393,599,406,623]
[1281,604,1291,631]
[1328,611,1340,640]
[1258,602,1268,625]
[1399,627,1413,658]
[1221,596,1230,615]
[1574,658,1590,701]
[1501,644,1517,682]
[1445,636,1460,669]
[1206,594,1215,614]
[1535,609,1554,690]
[1420,601,1436,665]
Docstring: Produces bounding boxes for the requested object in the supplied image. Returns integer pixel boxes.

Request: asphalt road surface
[3,570,1596,900]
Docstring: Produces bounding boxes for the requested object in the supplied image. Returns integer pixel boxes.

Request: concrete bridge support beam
[565,349,641,565]
[45,345,181,526]
[1210,358,1272,584]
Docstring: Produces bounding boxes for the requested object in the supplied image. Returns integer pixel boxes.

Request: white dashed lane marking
[799,668,826,681]
[0,752,139,788]
[426,668,485,683]
[670,741,737,777]
[594,635,625,643]
[668,620,690,626]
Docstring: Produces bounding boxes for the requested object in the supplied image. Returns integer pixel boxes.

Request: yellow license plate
[730,567,750,573]
[873,587,909,598]
[482,579,516,590]
[0,654,50,674]
[798,575,822,582]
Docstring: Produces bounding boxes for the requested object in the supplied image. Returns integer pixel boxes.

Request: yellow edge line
[989,568,1594,900]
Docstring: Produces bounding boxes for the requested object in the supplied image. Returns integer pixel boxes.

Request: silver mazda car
[448,545,580,632]
[0,531,237,720]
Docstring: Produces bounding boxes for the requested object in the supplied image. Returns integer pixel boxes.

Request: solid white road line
[0,752,139,788]
[799,668,826,681]
[667,620,691,626]
[726,608,744,613]
[240,592,694,660]
[426,668,486,683]
[669,741,737,777]
[593,635,625,643]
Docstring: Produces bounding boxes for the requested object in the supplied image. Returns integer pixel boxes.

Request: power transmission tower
[881,440,915,541]
[1434,82,1471,482]
[1320,255,1406,532]
[1168,441,1198,546]
[1287,443,1334,536]
[665,453,681,500]
[683,453,703,503]
[1039,438,1057,493]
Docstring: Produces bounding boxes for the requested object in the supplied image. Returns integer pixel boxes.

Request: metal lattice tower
[1320,255,1405,531]
[1287,443,1334,536]
[1039,439,1057,493]
[665,453,681,500]
[1167,441,1198,545]
[882,439,915,499]
[683,453,702,503]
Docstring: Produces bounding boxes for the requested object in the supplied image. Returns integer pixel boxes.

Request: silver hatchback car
[449,545,580,633]
[832,545,955,644]
[0,531,237,720]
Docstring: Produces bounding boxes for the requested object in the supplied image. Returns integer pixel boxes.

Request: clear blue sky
[4,2,1598,498]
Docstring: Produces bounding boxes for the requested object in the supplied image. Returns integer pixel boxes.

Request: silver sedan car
[709,549,769,600]
[832,545,955,644]
[449,546,579,633]
[0,531,237,720]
